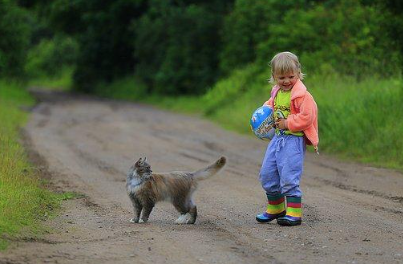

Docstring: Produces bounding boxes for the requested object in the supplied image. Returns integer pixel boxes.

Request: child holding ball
[256,52,319,226]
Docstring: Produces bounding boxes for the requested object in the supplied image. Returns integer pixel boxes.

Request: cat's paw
[129,218,139,223]
[175,213,191,224]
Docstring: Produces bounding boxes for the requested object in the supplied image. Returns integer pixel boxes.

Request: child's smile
[275,73,298,91]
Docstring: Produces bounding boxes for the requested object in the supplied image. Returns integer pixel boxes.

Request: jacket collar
[271,79,307,100]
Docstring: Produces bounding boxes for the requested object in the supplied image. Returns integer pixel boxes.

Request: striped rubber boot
[256,193,286,223]
[277,196,302,226]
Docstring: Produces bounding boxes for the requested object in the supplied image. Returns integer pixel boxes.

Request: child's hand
[275,118,288,130]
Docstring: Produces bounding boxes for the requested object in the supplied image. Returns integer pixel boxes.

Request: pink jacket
[264,79,319,149]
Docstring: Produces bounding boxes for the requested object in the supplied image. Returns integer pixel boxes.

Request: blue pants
[259,135,305,197]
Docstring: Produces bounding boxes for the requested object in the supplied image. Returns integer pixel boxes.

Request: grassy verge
[203,66,403,169]
[27,67,74,91]
[309,75,403,168]
[0,80,61,250]
[94,76,204,114]
[90,65,403,170]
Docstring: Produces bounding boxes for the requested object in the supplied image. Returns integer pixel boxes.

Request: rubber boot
[256,193,286,223]
[277,196,302,226]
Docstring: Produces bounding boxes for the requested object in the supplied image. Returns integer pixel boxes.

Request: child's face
[275,72,299,91]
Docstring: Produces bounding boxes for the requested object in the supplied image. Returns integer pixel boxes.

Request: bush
[134,2,229,95]
[71,0,147,93]
[0,1,31,78]
[258,0,401,78]
[25,35,78,79]
[93,76,148,101]
[219,0,311,75]
[221,0,401,78]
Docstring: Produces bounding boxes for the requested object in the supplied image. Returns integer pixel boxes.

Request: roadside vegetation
[0,81,61,250]
[201,68,403,169]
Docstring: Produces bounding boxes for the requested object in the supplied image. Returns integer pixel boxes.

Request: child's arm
[263,98,273,107]
[286,93,317,132]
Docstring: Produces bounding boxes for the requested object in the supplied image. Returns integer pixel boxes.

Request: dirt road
[1,91,403,264]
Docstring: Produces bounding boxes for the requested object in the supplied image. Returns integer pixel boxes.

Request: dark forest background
[1,0,403,94]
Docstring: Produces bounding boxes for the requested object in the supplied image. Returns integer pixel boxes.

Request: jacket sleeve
[287,93,316,132]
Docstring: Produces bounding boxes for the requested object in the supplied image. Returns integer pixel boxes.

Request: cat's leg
[141,201,154,223]
[129,194,142,223]
[187,200,197,224]
[174,196,197,224]
[173,199,190,224]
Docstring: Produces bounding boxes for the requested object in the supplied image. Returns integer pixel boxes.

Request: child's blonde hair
[269,51,305,83]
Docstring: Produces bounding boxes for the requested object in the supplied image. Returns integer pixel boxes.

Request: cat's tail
[192,156,226,181]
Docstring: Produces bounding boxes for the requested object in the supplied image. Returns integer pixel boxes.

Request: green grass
[57,191,85,201]
[309,75,403,168]
[0,80,62,250]
[202,67,403,169]
[27,67,74,91]
[91,64,403,170]
[94,76,205,114]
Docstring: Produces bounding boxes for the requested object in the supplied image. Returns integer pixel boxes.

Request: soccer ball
[250,105,275,140]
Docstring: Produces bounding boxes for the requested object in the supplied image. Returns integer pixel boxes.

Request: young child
[256,51,319,226]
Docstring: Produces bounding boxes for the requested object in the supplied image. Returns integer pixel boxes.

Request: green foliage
[59,0,148,93]
[203,64,265,116]
[28,67,74,91]
[202,65,271,133]
[25,35,78,79]
[257,0,400,78]
[132,11,169,91]
[221,0,401,78]
[48,0,86,35]
[57,191,84,201]
[154,5,220,94]
[93,76,148,101]
[0,81,60,249]
[39,0,233,94]
[93,75,205,113]
[377,0,403,70]
[200,66,403,169]
[310,75,403,168]
[23,0,402,94]
[0,1,31,78]
[134,1,231,95]
[219,0,312,74]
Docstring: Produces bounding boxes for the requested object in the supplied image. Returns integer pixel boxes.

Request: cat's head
[131,157,152,179]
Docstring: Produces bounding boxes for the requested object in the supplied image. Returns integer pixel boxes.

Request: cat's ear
[144,157,147,162]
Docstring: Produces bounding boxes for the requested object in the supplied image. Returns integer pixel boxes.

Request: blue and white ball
[250,105,275,140]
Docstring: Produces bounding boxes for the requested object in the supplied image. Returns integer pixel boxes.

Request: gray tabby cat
[126,156,226,224]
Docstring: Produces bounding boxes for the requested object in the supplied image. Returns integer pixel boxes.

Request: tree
[134,0,233,95]
[45,0,147,92]
[0,1,31,78]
